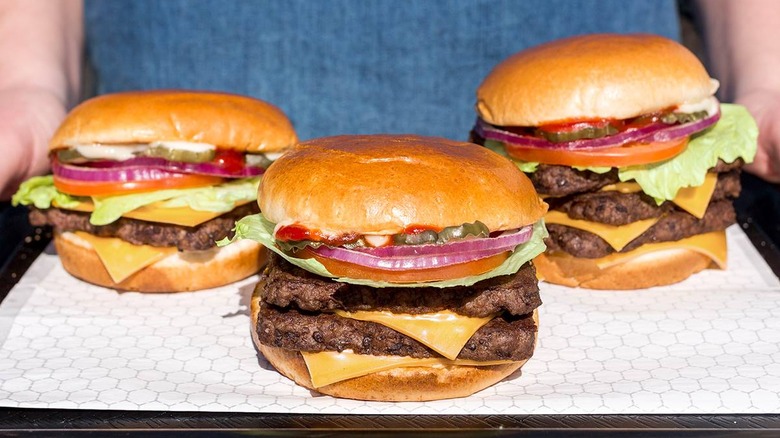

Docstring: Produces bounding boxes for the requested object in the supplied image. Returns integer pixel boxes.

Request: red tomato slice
[504,137,688,168]
[54,174,224,197]
[298,248,509,283]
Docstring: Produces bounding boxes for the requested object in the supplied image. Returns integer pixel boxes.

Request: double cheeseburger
[12,90,297,292]
[223,135,548,401]
[471,34,758,289]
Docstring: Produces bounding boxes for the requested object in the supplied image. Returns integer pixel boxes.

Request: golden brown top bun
[476,34,717,127]
[50,90,297,153]
[259,134,548,235]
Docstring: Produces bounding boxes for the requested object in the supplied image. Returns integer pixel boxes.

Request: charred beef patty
[548,170,741,226]
[530,159,743,197]
[256,253,541,361]
[546,199,736,258]
[29,203,259,251]
[530,164,619,197]
[260,253,541,318]
[256,300,537,362]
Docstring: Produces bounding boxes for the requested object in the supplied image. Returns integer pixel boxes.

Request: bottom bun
[250,286,533,402]
[534,248,714,290]
[257,344,526,402]
[55,231,266,292]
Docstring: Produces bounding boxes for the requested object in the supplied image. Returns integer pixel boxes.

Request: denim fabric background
[85,0,680,141]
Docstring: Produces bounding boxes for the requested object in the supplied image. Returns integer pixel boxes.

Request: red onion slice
[310,226,533,271]
[52,156,264,182]
[314,246,508,270]
[475,110,720,151]
[53,159,185,182]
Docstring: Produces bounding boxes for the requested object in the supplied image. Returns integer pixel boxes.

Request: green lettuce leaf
[484,139,539,173]
[90,177,260,225]
[11,175,260,226]
[219,213,548,288]
[11,175,82,209]
[618,104,758,202]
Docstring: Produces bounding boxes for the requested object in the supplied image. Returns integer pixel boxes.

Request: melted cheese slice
[73,231,177,283]
[671,173,718,219]
[333,310,493,360]
[302,350,513,388]
[598,181,643,194]
[595,230,727,270]
[600,172,718,219]
[54,199,250,227]
[545,210,659,251]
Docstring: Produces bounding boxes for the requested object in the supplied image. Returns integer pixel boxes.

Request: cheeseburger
[471,34,758,289]
[12,90,297,292]
[223,135,548,401]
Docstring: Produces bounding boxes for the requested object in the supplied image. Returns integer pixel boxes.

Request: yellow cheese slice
[73,231,178,283]
[599,181,643,194]
[333,310,493,360]
[53,199,250,227]
[545,210,659,251]
[671,172,718,219]
[600,173,718,220]
[594,230,727,270]
[302,350,513,388]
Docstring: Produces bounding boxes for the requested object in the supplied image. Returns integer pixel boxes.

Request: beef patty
[29,203,259,251]
[256,301,538,362]
[548,170,741,226]
[259,253,542,318]
[546,199,736,258]
[529,159,743,197]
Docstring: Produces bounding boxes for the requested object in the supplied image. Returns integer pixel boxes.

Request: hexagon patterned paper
[0,225,778,414]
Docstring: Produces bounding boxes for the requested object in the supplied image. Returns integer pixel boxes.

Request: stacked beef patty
[535,161,741,259]
[28,203,259,251]
[256,253,540,363]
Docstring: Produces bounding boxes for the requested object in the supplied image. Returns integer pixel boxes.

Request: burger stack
[13,90,297,292]
[471,34,758,289]
[224,134,548,401]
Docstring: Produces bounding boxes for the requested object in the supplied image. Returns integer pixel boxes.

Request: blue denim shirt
[85,0,680,141]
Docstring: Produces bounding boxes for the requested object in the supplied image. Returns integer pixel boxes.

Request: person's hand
[0,88,66,200]
[738,90,780,183]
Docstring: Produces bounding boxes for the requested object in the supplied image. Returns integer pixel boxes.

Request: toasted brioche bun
[534,248,714,290]
[55,231,266,292]
[260,134,547,235]
[249,289,535,401]
[50,90,297,153]
[257,344,526,402]
[477,33,717,127]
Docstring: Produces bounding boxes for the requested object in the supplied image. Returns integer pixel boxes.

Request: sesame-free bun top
[476,33,718,127]
[260,134,547,235]
[50,90,297,152]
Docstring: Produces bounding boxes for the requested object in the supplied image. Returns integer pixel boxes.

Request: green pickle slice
[57,144,216,163]
[393,221,490,246]
[535,124,618,143]
[532,111,708,143]
[56,149,86,163]
[660,110,708,124]
[144,145,215,162]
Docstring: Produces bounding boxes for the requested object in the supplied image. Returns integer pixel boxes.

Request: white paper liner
[1,225,779,414]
